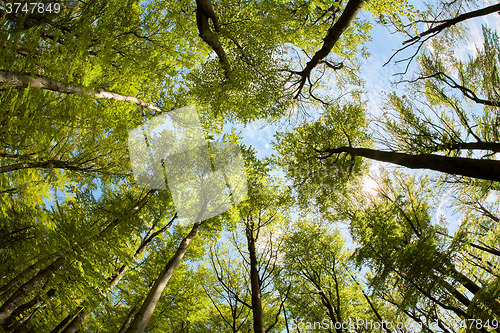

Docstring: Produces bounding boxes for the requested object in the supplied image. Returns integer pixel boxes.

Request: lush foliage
[1,0,499,332]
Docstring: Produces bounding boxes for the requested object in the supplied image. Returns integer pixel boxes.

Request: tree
[383,0,500,72]
[274,27,500,189]
[281,220,391,333]
[2,0,498,331]
[51,213,177,333]
[348,174,499,327]
[0,187,159,329]
[124,220,205,333]
[273,102,371,213]
[201,151,291,333]
[204,245,253,332]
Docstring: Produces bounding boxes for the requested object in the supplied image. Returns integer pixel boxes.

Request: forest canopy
[1,0,499,332]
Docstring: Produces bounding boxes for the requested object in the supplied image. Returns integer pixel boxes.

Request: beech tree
[348,174,500,326]
[1,0,499,332]
[274,26,500,193]
[281,220,393,333]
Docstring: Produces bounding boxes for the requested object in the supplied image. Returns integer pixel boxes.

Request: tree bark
[294,0,365,97]
[3,288,55,329]
[0,253,58,298]
[49,311,78,333]
[469,242,500,257]
[404,3,500,44]
[245,226,265,333]
[5,302,45,332]
[446,266,481,295]
[0,256,64,325]
[445,142,500,153]
[195,0,230,75]
[125,221,203,333]
[59,307,85,333]
[0,70,163,113]
[437,277,471,308]
[60,213,175,333]
[0,159,100,174]
[118,303,139,333]
[322,147,500,182]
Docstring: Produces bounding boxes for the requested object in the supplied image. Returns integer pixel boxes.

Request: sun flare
[361,176,380,196]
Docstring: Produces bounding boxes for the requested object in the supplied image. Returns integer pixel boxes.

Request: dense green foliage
[1,0,499,332]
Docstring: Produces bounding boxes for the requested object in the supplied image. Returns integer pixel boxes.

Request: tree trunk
[446,266,481,295]
[245,227,265,333]
[0,159,99,174]
[196,0,230,75]
[5,302,45,332]
[294,0,365,97]
[49,311,78,333]
[60,213,175,333]
[60,307,85,333]
[125,221,203,333]
[323,147,500,182]
[0,70,163,113]
[404,3,500,44]
[0,256,63,325]
[3,288,55,329]
[0,253,58,297]
[319,291,340,332]
[118,303,139,333]
[437,277,470,308]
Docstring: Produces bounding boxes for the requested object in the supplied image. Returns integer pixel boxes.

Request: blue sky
[217,6,500,242]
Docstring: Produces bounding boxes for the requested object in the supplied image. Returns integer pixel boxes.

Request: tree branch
[195,0,231,76]
[0,70,165,113]
[294,0,365,98]
[403,3,500,45]
[321,146,500,182]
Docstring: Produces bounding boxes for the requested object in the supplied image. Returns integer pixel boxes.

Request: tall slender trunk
[60,213,175,333]
[125,221,203,333]
[0,256,64,325]
[448,267,481,295]
[0,190,155,326]
[118,303,139,333]
[445,267,500,318]
[0,252,58,297]
[118,282,155,333]
[59,307,85,333]
[245,226,265,333]
[0,70,163,113]
[6,301,46,332]
[3,288,55,329]
[50,310,79,333]
[436,277,470,308]
[323,147,500,182]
